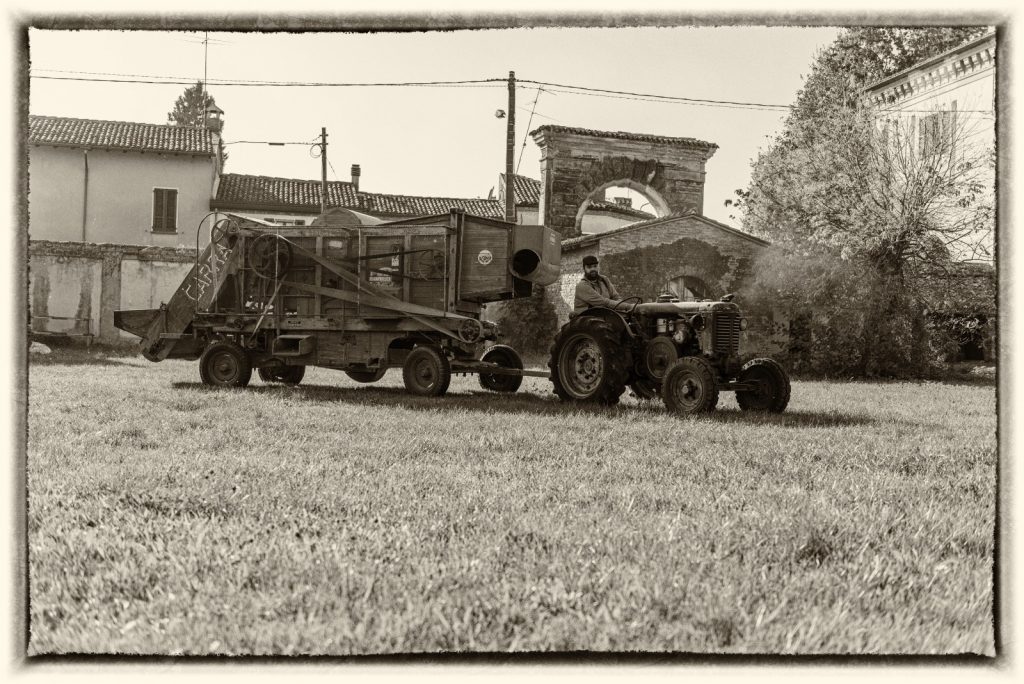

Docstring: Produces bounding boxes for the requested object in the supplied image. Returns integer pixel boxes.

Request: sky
[27,25,844,226]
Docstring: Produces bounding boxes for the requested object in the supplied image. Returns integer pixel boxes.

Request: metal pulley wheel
[249,233,293,279]
[210,217,240,246]
[457,318,484,344]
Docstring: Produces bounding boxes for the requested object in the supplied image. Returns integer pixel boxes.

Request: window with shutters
[152,188,178,233]
[919,101,958,158]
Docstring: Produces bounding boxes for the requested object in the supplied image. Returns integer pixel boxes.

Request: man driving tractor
[574,254,628,315]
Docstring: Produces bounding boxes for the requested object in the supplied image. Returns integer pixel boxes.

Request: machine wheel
[549,317,629,405]
[345,368,388,383]
[478,345,524,393]
[661,356,719,415]
[402,345,452,397]
[199,340,252,388]
[735,358,791,413]
[629,377,661,401]
[258,365,305,385]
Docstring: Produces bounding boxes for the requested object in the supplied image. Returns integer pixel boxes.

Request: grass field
[26,347,996,655]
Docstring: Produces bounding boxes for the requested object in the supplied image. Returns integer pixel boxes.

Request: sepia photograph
[11,3,1011,672]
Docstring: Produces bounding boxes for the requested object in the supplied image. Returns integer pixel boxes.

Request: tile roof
[588,200,655,220]
[498,173,542,206]
[214,173,360,210]
[530,125,718,150]
[212,173,503,218]
[358,191,503,218]
[216,173,657,222]
[29,115,216,155]
[561,212,769,250]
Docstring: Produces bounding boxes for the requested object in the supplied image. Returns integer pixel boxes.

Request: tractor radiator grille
[711,312,741,355]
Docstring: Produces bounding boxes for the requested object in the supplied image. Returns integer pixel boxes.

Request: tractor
[548,294,790,414]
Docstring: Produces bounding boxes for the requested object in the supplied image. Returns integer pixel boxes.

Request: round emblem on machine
[477,249,493,266]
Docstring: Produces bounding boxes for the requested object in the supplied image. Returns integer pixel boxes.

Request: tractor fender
[574,307,638,340]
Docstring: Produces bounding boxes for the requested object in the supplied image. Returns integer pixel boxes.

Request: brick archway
[530,126,718,238]
[573,178,671,236]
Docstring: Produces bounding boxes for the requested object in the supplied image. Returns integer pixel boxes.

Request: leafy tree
[732,27,994,376]
[167,80,228,167]
[167,80,217,126]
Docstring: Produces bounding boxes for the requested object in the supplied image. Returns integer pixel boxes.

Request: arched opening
[665,275,711,301]
[574,179,668,236]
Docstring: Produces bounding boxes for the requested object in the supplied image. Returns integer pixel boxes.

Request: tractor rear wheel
[661,356,718,414]
[199,340,252,388]
[478,345,524,393]
[345,368,388,383]
[402,345,452,397]
[549,317,628,405]
[735,358,791,413]
[258,365,305,385]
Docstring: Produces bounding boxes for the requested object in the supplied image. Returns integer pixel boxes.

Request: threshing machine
[114,209,559,396]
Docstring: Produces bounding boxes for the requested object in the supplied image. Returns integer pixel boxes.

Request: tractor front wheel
[735,358,791,413]
[402,345,452,397]
[258,365,305,385]
[199,340,253,388]
[478,345,524,393]
[549,317,628,405]
[661,356,718,415]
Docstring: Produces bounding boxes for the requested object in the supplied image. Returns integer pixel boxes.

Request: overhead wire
[29,68,993,114]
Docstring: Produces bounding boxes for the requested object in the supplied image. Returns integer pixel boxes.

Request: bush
[483,287,559,358]
[741,247,959,379]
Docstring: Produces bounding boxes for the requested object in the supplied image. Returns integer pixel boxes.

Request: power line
[518,78,791,111]
[222,140,316,146]
[517,87,544,174]
[29,68,995,115]
[30,73,505,88]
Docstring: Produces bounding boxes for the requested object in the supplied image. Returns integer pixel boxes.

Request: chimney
[351,164,361,191]
[204,104,224,133]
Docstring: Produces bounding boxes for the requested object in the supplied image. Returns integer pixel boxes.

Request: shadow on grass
[29,352,136,367]
[169,381,877,427]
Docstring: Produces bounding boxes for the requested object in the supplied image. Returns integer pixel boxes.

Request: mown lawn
[26,349,996,655]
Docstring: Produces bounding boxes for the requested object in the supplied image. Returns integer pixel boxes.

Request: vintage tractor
[548,294,790,415]
[114,209,560,395]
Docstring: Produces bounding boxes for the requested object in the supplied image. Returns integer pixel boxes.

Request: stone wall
[29,240,196,343]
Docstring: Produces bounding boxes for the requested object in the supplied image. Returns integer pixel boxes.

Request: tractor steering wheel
[618,296,643,315]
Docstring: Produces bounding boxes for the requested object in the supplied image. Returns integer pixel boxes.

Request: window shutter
[153,190,164,231]
[166,190,177,231]
[153,189,178,232]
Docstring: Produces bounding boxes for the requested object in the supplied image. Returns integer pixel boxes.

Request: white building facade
[863,32,996,264]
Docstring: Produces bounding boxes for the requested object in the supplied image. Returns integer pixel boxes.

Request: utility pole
[202,32,208,127]
[505,71,516,223]
[320,127,328,216]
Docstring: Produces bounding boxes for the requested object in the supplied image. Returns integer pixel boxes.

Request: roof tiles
[530,125,717,150]
[213,173,503,217]
[29,115,215,155]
